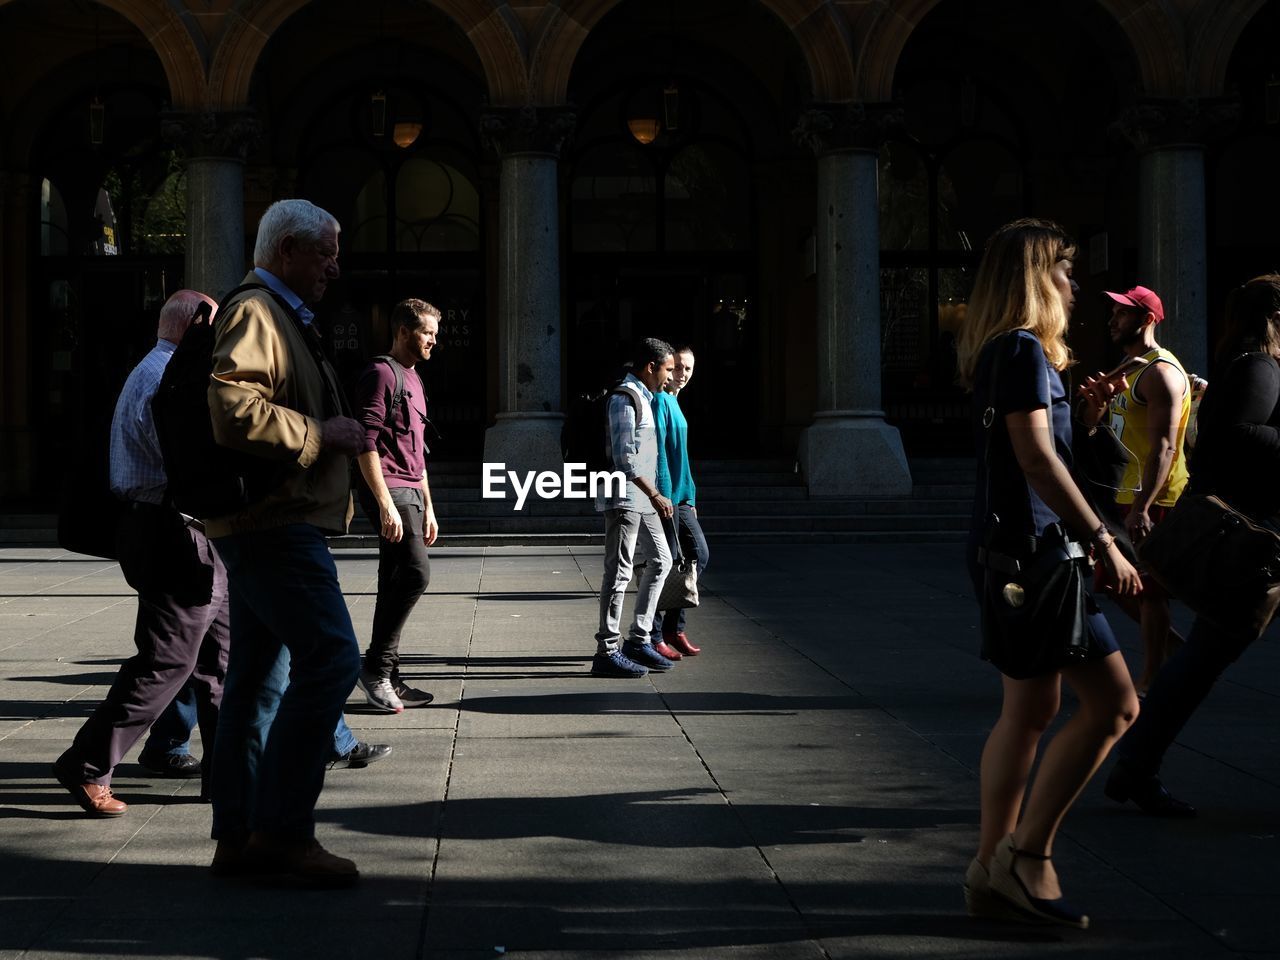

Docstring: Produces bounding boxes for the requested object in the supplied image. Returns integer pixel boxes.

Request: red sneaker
[666,631,700,656]
[653,640,683,661]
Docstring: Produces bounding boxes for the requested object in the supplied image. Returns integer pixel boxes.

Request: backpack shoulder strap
[372,355,406,429]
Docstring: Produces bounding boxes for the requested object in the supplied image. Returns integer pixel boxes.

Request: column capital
[794,102,904,154]
[1114,96,1240,150]
[480,106,576,158]
[161,109,262,160]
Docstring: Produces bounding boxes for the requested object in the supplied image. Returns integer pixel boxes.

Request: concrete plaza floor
[0,541,1277,960]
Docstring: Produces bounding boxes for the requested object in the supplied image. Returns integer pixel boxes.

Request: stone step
[329,528,969,549]
[422,497,974,519]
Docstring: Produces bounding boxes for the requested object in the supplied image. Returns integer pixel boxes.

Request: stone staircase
[1,458,976,548]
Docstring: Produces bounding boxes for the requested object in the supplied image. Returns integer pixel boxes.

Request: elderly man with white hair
[204,199,368,887]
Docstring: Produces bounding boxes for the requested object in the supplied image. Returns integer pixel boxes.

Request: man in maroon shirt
[351,299,440,712]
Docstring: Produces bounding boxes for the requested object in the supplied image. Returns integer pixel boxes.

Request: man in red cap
[1079,285,1193,707]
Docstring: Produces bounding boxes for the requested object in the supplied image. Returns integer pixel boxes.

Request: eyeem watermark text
[482,463,626,511]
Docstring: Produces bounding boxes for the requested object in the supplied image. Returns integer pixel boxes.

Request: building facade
[1,0,1276,507]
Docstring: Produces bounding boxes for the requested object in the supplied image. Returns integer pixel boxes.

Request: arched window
[136,163,187,255]
[344,155,480,254]
[395,158,479,252]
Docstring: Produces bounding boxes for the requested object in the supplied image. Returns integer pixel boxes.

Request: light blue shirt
[108,339,176,505]
[253,267,314,325]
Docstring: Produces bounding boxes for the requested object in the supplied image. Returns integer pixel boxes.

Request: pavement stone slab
[1,543,1277,960]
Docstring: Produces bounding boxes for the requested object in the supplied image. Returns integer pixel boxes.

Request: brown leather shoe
[653,640,683,660]
[53,763,127,818]
[244,833,359,888]
[666,631,701,656]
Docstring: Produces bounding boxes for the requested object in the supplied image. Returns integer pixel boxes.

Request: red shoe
[653,640,683,661]
[666,631,700,656]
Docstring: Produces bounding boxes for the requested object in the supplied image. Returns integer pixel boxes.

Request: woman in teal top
[650,347,708,656]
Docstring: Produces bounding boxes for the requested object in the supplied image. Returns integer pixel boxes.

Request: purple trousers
[58,506,230,786]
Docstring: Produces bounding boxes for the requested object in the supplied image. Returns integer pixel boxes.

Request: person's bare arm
[357,450,402,542]
[1005,407,1142,596]
[421,472,438,546]
[1128,363,1186,538]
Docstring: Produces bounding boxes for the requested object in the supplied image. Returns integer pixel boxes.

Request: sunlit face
[1050,258,1078,318]
[280,225,340,304]
[641,354,676,393]
[405,316,439,363]
[1108,303,1147,347]
[669,350,695,394]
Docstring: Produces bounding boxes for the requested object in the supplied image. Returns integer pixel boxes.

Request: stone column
[1121,98,1238,379]
[479,107,575,485]
[794,104,911,497]
[0,171,34,497]
[162,110,260,299]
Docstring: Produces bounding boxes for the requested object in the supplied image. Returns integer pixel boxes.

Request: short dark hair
[673,344,696,358]
[632,337,674,369]
[391,298,442,334]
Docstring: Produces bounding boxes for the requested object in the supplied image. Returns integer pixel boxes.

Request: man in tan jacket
[205,199,367,887]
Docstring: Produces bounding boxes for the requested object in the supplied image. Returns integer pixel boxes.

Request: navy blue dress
[968,331,1119,673]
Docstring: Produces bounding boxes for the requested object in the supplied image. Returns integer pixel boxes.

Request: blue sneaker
[622,641,675,672]
[591,650,648,678]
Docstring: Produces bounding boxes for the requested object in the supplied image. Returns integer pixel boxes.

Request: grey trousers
[595,508,672,652]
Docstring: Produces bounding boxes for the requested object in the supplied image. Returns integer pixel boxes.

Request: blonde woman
[957,219,1142,928]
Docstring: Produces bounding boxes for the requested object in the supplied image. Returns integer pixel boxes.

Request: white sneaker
[356,674,403,713]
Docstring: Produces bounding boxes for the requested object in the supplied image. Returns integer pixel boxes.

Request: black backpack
[152,284,334,520]
[348,355,441,518]
[561,383,641,473]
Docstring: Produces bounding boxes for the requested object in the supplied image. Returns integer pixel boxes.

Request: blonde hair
[956,218,1077,388]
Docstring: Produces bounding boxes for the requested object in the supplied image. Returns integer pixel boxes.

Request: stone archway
[209,0,529,109]
[529,0,855,104]
[1189,0,1270,96]
[0,0,206,108]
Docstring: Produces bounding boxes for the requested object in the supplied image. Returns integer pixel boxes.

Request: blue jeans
[143,680,198,758]
[147,681,358,759]
[652,504,709,639]
[210,524,360,841]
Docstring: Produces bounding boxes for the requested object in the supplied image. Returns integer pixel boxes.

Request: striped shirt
[108,339,176,505]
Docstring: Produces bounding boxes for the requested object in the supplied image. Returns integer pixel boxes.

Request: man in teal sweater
[651,346,708,656]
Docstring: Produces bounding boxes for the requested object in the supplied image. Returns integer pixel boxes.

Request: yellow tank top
[1110,347,1191,506]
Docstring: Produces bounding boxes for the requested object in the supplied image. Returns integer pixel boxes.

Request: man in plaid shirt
[591,338,676,678]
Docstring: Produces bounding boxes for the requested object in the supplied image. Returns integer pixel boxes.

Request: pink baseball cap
[1103,285,1164,323]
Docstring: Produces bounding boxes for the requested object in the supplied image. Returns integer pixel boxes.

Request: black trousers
[61,505,229,785]
[364,486,431,680]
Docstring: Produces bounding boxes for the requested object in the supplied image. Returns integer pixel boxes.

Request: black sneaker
[329,742,392,769]
[622,641,675,672]
[392,680,434,707]
[590,650,648,678]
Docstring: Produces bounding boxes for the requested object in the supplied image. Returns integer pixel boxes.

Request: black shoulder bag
[976,336,1092,679]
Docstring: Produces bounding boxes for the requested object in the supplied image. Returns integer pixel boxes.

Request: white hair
[253,199,339,266]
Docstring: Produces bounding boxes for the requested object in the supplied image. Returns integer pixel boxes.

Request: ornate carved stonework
[794,102,905,154]
[161,110,262,160]
[480,106,576,157]
[1114,97,1240,150]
